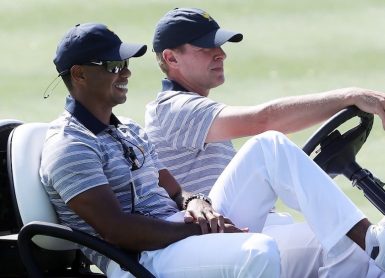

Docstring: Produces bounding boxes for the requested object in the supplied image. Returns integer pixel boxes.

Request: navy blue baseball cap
[153,8,243,52]
[54,23,147,76]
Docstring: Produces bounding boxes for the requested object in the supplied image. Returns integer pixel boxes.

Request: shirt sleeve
[156,93,225,150]
[42,130,108,203]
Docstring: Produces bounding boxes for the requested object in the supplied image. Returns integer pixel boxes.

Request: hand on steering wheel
[302,106,373,178]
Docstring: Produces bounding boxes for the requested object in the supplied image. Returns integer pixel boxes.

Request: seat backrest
[7,122,76,250]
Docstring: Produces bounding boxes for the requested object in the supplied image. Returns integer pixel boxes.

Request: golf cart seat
[7,122,154,277]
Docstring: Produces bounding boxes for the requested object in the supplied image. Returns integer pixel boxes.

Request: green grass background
[1,0,385,222]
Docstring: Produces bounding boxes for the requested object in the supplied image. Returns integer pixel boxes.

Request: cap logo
[201,12,213,21]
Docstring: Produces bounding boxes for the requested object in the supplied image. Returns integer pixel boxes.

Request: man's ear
[163,49,179,68]
[70,65,85,83]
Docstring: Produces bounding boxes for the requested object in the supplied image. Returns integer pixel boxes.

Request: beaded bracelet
[183,193,212,210]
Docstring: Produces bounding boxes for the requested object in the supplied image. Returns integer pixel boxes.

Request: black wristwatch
[183,193,212,210]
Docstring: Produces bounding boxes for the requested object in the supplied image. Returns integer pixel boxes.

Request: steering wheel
[302,106,373,179]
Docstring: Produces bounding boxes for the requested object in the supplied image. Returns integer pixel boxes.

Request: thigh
[140,233,280,278]
[209,132,364,253]
[209,133,300,233]
[208,136,279,232]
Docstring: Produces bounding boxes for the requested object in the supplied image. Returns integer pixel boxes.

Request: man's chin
[113,96,127,106]
[212,78,225,89]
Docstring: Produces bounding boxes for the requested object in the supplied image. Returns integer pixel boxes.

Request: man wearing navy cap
[145,7,385,277]
[40,22,282,277]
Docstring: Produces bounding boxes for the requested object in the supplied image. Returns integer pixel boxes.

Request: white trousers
[108,131,384,277]
[209,131,384,277]
[107,211,280,278]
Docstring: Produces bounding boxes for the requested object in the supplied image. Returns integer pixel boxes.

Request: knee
[254,130,287,142]
[249,130,295,150]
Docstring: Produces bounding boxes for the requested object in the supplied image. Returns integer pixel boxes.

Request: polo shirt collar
[65,95,121,135]
[161,78,189,92]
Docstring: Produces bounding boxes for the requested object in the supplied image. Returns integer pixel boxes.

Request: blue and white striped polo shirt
[145,79,236,195]
[40,96,179,273]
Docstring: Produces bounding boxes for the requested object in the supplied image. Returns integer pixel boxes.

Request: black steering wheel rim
[302,106,373,177]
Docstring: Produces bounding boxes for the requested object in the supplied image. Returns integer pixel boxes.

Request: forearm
[105,213,201,251]
[172,190,194,210]
[68,184,200,253]
[158,169,194,209]
[257,89,351,133]
[207,87,376,142]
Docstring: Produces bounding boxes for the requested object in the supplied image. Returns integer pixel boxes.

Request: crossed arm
[67,169,243,252]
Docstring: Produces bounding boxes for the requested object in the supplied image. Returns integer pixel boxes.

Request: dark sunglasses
[84,59,129,74]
